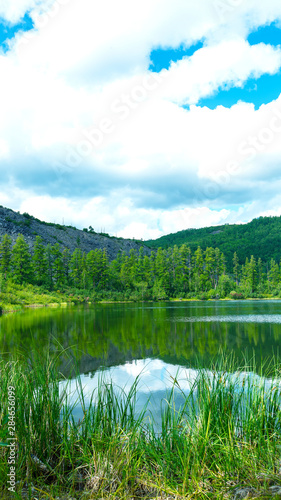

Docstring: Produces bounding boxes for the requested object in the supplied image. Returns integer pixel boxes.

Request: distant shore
[1,293,281,315]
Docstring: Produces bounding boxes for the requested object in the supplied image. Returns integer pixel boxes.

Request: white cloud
[14,190,279,240]
[1,0,281,238]
[161,40,281,105]
[0,0,46,24]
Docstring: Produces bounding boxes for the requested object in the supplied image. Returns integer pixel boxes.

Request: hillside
[0,205,150,260]
[145,216,281,269]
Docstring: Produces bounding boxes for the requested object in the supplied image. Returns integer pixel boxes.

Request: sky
[0,1,281,240]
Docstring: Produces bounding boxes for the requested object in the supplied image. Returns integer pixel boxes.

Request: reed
[0,352,280,499]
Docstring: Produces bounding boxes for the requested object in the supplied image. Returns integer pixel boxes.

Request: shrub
[207,289,216,299]
[229,291,244,300]
[23,212,33,219]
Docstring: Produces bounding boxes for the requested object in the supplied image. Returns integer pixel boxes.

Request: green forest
[146,215,281,270]
[1,232,281,306]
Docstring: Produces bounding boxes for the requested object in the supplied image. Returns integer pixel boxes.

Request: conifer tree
[0,234,12,278]
[45,244,54,289]
[204,247,216,290]
[155,248,170,293]
[268,258,279,290]
[257,257,264,290]
[62,248,71,286]
[69,248,84,288]
[233,252,239,285]
[11,234,32,284]
[32,236,48,286]
[51,244,65,288]
[193,246,204,292]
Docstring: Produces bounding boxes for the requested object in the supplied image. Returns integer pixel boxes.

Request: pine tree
[204,247,216,290]
[241,256,257,295]
[249,255,257,292]
[257,257,264,291]
[142,254,153,287]
[11,234,32,284]
[45,244,54,289]
[100,250,109,290]
[69,248,84,288]
[193,246,204,293]
[155,248,170,293]
[233,252,239,285]
[51,244,65,289]
[268,258,279,290]
[62,248,71,286]
[32,236,48,286]
[0,234,12,278]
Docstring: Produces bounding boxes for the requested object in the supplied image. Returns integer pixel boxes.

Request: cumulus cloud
[0,0,43,23]
[1,0,281,238]
[161,40,281,105]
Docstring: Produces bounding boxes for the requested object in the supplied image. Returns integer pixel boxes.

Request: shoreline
[1,295,280,315]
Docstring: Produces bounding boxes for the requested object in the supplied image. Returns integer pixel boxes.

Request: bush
[229,291,244,300]
[23,212,33,219]
[207,289,216,299]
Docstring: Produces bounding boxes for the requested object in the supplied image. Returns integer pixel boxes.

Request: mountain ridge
[145,216,281,269]
[0,205,150,260]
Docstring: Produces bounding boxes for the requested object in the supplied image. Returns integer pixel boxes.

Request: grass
[0,352,281,499]
[0,281,77,313]
[0,278,280,315]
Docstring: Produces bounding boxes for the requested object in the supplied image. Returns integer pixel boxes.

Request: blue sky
[149,22,281,111]
[0,13,33,51]
[149,41,204,72]
[0,1,281,239]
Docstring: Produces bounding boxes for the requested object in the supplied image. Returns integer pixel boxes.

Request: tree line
[146,215,281,271]
[0,233,280,300]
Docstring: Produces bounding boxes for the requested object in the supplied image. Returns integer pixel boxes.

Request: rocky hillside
[0,205,150,260]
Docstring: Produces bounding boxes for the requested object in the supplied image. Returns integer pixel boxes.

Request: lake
[1,300,281,427]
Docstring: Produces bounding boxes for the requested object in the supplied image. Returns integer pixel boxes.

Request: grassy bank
[0,280,280,315]
[0,281,79,313]
[0,353,281,499]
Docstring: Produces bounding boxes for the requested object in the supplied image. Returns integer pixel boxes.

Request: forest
[146,215,281,270]
[0,232,281,302]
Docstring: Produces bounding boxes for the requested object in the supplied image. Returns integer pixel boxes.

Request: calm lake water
[1,300,281,425]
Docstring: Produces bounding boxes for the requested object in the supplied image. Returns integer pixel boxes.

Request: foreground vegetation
[0,353,281,499]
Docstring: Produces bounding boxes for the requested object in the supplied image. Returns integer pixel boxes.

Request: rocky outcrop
[0,205,150,260]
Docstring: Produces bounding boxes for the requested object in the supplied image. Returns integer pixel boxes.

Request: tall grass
[0,352,281,499]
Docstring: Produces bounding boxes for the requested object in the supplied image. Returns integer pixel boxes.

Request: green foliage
[0,234,12,277]
[22,212,33,219]
[0,232,280,301]
[32,236,48,286]
[217,274,235,298]
[11,234,32,284]
[146,215,281,272]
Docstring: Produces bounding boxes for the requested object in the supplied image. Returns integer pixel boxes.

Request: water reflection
[60,358,198,427]
[0,301,280,377]
[60,358,281,431]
